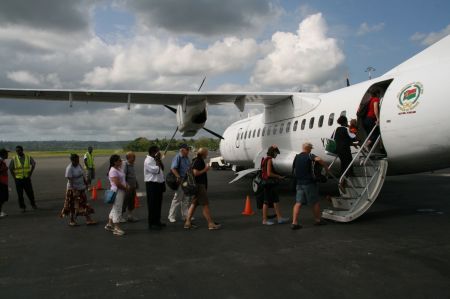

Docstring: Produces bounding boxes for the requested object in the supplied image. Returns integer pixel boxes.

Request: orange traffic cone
[241,195,255,216]
[91,187,98,201]
[96,179,103,190]
[134,194,140,208]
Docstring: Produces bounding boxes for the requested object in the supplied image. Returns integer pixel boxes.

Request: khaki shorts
[192,184,208,206]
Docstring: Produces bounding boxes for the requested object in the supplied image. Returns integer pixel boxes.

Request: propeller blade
[203,127,224,140]
[164,105,177,113]
[198,76,206,92]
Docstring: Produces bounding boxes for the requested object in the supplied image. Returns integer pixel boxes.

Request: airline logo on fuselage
[397,82,423,115]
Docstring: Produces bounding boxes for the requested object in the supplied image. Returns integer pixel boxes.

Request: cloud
[0,2,347,140]
[7,71,62,88]
[411,24,450,46]
[0,0,93,33]
[250,13,346,92]
[122,0,282,37]
[356,22,385,36]
[82,36,262,90]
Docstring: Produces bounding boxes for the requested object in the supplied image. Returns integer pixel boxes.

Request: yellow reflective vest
[85,152,95,169]
[13,155,32,179]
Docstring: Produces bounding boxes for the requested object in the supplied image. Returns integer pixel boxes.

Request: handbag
[181,170,198,196]
[181,160,198,196]
[104,189,117,204]
[165,172,179,191]
[325,129,337,155]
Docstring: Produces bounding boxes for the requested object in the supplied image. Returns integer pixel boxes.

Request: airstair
[322,125,388,222]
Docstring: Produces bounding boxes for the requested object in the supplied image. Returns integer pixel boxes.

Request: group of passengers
[57,144,220,236]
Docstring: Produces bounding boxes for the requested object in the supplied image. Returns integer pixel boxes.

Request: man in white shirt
[144,146,166,230]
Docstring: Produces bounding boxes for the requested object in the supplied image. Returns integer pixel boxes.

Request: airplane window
[286,122,291,133]
[244,131,248,139]
[240,132,244,139]
[318,115,324,128]
[253,129,256,138]
[267,126,271,136]
[293,121,298,131]
[262,127,266,136]
[301,119,306,130]
[279,123,285,134]
[328,113,335,126]
[340,110,347,116]
[236,132,240,141]
[309,117,315,129]
[273,125,278,135]
[257,128,261,137]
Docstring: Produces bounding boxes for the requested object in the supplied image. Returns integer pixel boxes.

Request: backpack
[311,154,327,183]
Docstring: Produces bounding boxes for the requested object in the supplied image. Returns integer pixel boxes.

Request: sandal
[184,223,198,229]
[69,221,79,227]
[86,220,98,225]
[208,224,222,230]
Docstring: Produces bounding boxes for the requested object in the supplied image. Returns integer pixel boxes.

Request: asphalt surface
[0,153,449,299]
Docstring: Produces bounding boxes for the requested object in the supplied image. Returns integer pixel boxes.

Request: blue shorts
[296,184,319,205]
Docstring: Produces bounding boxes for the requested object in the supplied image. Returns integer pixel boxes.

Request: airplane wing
[0,88,295,110]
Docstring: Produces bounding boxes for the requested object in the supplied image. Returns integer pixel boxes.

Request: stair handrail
[339,123,380,186]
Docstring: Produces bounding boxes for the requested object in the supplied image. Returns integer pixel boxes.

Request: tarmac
[0,153,449,298]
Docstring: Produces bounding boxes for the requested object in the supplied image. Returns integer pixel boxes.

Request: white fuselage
[220,36,450,176]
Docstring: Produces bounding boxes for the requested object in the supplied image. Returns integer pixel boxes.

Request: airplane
[1,35,449,222]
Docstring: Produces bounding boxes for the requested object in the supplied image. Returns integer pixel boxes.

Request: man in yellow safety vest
[9,145,37,212]
[83,146,95,189]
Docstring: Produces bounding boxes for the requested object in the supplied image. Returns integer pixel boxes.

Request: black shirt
[293,152,316,185]
[192,157,208,187]
[335,126,353,153]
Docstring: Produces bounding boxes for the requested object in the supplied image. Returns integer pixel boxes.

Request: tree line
[123,137,221,152]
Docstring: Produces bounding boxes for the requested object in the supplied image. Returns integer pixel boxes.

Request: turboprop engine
[176,99,207,137]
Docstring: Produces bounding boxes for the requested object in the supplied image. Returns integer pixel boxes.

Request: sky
[0,0,449,141]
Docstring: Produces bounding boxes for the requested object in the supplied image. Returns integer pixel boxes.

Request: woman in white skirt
[104,154,129,236]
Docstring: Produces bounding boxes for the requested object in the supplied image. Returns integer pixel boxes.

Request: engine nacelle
[176,98,207,137]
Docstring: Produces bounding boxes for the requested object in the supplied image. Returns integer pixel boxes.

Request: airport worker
[168,144,191,223]
[121,151,139,222]
[291,142,329,229]
[60,154,96,226]
[184,148,221,230]
[144,146,166,230]
[334,115,357,177]
[363,90,381,149]
[260,145,289,226]
[9,145,37,212]
[104,155,128,236]
[0,148,10,218]
[83,146,95,190]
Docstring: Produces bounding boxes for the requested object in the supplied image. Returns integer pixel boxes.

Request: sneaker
[168,217,176,223]
[119,216,127,223]
[262,220,275,226]
[277,217,290,224]
[291,224,302,230]
[0,212,7,218]
[104,224,114,232]
[113,228,125,236]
